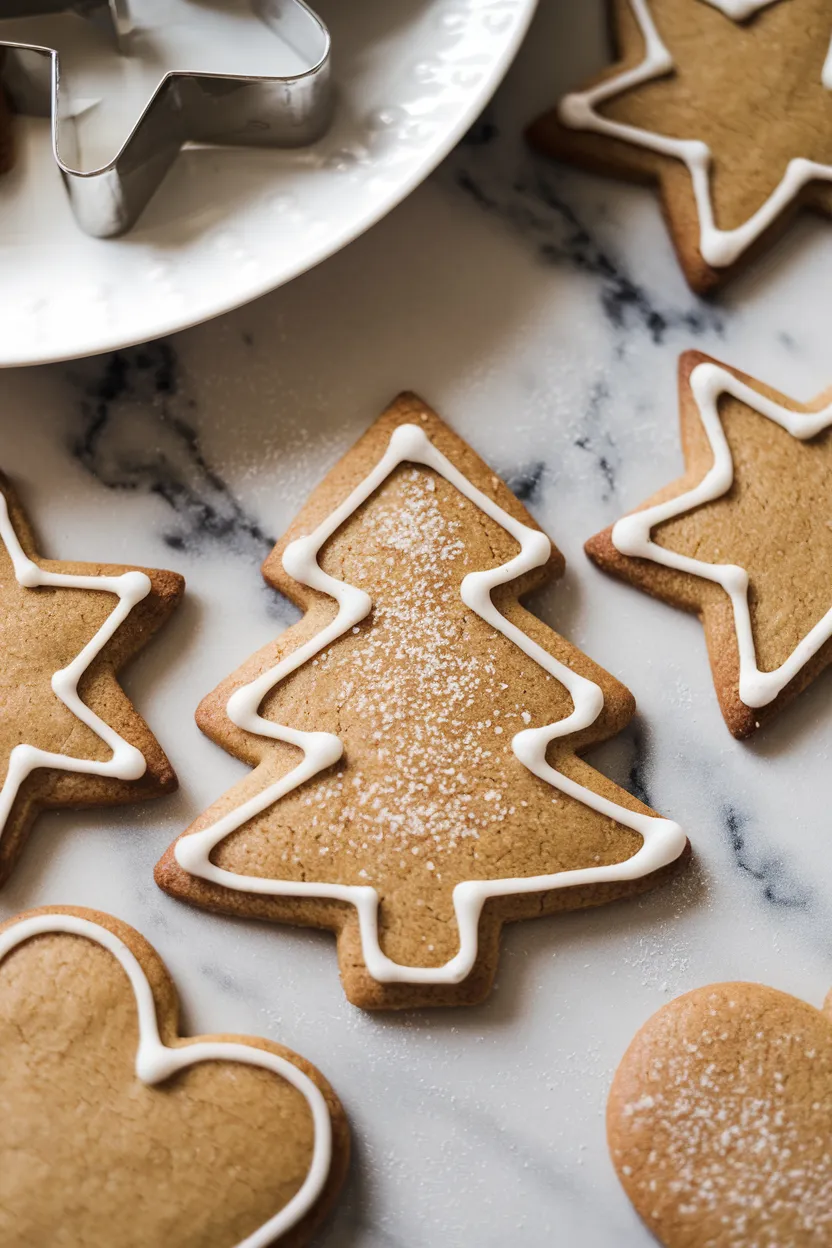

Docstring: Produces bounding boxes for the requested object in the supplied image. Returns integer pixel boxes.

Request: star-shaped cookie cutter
[0,0,332,236]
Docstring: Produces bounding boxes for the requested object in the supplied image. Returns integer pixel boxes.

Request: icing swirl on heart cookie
[0,911,333,1248]
[174,422,686,986]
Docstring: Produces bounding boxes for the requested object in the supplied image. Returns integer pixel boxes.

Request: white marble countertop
[2,2,832,1244]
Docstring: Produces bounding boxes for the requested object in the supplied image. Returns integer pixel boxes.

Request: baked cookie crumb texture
[0,474,185,886]
[586,351,832,738]
[157,394,688,1010]
[608,980,832,1247]
[529,0,832,292]
[0,906,348,1248]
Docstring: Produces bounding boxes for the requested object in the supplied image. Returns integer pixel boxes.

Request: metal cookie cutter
[0,0,332,236]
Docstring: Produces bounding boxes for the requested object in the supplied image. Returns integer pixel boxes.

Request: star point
[0,473,184,884]
[587,352,832,736]
[533,0,832,290]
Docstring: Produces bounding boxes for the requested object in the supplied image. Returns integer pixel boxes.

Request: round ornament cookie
[0,906,349,1248]
[529,0,832,293]
[157,394,688,1010]
[608,980,832,1246]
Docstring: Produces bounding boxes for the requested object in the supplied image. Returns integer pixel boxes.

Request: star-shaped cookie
[0,474,184,884]
[529,0,832,292]
[586,352,832,737]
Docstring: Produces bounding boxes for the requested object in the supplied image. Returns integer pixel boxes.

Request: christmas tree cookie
[608,979,832,1247]
[529,0,832,292]
[156,396,688,1009]
[0,474,183,885]
[586,352,832,737]
[0,906,349,1247]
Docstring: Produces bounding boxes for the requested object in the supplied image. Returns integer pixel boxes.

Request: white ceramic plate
[0,0,536,367]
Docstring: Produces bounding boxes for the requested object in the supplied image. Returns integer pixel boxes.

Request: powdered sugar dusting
[290,467,544,880]
[615,988,832,1245]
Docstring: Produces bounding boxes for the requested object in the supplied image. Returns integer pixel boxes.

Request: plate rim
[0,0,538,368]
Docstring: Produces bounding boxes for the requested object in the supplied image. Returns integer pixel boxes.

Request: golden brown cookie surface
[529,0,832,292]
[608,980,832,1247]
[157,395,687,1009]
[0,906,349,1248]
[586,352,832,737]
[0,474,184,884]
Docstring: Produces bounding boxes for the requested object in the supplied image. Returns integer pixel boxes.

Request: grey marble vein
[443,115,723,344]
[69,343,276,560]
[0,0,831,1244]
[721,804,811,912]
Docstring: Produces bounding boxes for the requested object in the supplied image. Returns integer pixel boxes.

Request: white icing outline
[612,361,832,708]
[0,912,333,1248]
[175,423,686,987]
[700,0,779,18]
[557,0,832,268]
[0,491,151,841]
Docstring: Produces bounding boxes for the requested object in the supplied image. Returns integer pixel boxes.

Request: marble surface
[2,1,832,1243]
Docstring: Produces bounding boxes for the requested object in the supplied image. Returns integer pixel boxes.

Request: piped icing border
[0,491,150,839]
[702,0,779,17]
[0,912,332,1248]
[612,361,832,708]
[175,422,686,987]
[557,0,832,268]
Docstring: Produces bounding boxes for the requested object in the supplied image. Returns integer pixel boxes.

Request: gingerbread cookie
[586,352,832,737]
[0,906,349,1247]
[156,395,688,1010]
[528,0,832,293]
[0,474,184,885]
[608,980,832,1247]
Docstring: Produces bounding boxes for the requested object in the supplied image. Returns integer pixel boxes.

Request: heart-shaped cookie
[608,982,832,1246]
[0,907,349,1248]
